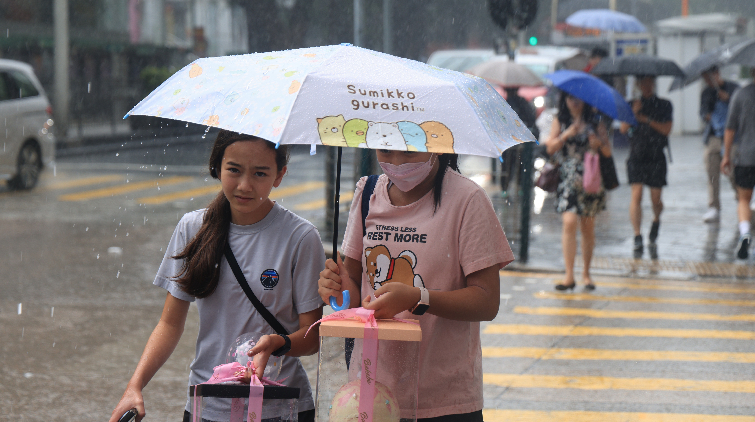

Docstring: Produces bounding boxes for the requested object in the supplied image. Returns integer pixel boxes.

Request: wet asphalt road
[1,140,754,421]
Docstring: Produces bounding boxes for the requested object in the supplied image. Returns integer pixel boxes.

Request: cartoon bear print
[316,115,348,147]
[343,118,369,148]
[364,245,424,291]
[397,121,427,152]
[365,122,407,151]
[421,121,454,153]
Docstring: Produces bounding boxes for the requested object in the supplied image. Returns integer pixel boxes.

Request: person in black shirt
[620,75,673,260]
[500,87,539,192]
[700,66,739,223]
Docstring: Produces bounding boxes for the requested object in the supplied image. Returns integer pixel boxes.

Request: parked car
[0,59,55,190]
[426,49,496,73]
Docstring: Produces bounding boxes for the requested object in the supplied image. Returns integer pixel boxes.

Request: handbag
[535,161,560,192]
[599,153,620,190]
[583,151,602,194]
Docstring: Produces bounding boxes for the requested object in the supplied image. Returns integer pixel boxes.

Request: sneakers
[736,233,751,260]
[703,207,720,223]
[633,235,643,259]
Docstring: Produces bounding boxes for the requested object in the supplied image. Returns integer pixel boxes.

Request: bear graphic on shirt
[364,245,424,290]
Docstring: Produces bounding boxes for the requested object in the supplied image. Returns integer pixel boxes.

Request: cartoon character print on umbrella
[317,115,348,147]
[364,245,425,291]
[397,121,427,152]
[316,116,456,153]
[343,118,369,147]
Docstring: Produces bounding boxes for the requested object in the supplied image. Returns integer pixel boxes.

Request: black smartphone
[117,409,137,422]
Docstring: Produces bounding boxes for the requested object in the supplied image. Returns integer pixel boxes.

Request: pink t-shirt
[342,171,514,418]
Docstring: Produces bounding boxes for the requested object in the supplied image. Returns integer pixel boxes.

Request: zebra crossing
[1,170,352,214]
[482,271,755,421]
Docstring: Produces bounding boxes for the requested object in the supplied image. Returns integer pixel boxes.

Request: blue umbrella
[566,9,647,33]
[544,70,637,124]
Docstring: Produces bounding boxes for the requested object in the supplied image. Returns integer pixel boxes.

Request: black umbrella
[669,38,755,91]
[592,54,685,77]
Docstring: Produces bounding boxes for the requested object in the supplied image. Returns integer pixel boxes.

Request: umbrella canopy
[544,70,637,124]
[466,57,544,88]
[127,44,537,274]
[565,9,647,33]
[592,54,685,77]
[127,44,536,158]
[670,38,755,91]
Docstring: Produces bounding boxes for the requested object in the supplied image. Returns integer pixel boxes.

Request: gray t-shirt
[154,203,324,420]
[726,83,755,166]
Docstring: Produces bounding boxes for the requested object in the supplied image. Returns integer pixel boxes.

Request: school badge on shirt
[260,269,280,290]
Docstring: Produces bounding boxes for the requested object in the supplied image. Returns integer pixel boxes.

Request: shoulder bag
[536,160,560,192]
[224,245,289,335]
[599,153,620,191]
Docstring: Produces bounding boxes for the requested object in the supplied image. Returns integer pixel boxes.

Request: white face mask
[379,154,436,192]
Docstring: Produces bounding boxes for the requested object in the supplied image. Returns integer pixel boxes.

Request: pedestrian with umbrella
[542,71,621,291]
[123,44,534,421]
[591,56,682,259]
[699,66,740,223]
[667,39,755,223]
[620,75,673,260]
[466,58,543,192]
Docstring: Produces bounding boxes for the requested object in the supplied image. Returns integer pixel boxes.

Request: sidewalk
[486,134,754,280]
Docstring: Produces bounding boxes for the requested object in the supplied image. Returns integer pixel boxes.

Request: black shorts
[627,159,667,188]
[734,166,755,189]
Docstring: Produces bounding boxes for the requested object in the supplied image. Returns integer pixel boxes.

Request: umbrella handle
[329,290,350,311]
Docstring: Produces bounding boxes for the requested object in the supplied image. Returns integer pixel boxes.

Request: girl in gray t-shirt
[109,130,324,422]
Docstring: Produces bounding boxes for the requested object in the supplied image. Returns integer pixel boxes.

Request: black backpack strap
[224,244,289,335]
[361,175,379,237]
[345,174,379,370]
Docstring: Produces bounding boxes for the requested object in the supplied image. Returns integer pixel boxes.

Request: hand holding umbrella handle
[329,290,350,311]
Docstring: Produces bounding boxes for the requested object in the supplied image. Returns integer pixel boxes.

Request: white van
[0,59,55,190]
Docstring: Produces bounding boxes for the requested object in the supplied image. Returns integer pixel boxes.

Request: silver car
[0,59,55,190]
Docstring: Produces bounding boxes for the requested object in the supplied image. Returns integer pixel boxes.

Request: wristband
[271,334,291,357]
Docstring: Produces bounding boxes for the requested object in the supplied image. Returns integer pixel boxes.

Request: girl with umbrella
[318,149,514,421]
[546,92,612,291]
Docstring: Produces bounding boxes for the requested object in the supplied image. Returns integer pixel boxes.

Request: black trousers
[183,409,314,422]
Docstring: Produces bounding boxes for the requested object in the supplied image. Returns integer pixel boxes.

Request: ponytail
[172,130,289,298]
[432,154,459,212]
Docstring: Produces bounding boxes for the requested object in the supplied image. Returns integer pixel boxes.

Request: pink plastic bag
[583,151,602,194]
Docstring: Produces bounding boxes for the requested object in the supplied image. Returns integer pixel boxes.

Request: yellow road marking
[536,291,755,307]
[483,324,755,340]
[483,373,755,393]
[514,306,755,322]
[139,184,220,205]
[137,180,325,205]
[483,409,755,422]
[500,271,755,295]
[482,346,755,363]
[270,181,325,198]
[293,191,354,211]
[58,176,193,201]
[39,174,125,191]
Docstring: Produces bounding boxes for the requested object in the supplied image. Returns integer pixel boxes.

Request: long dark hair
[557,91,595,128]
[432,153,459,212]
[172,130,290,298]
